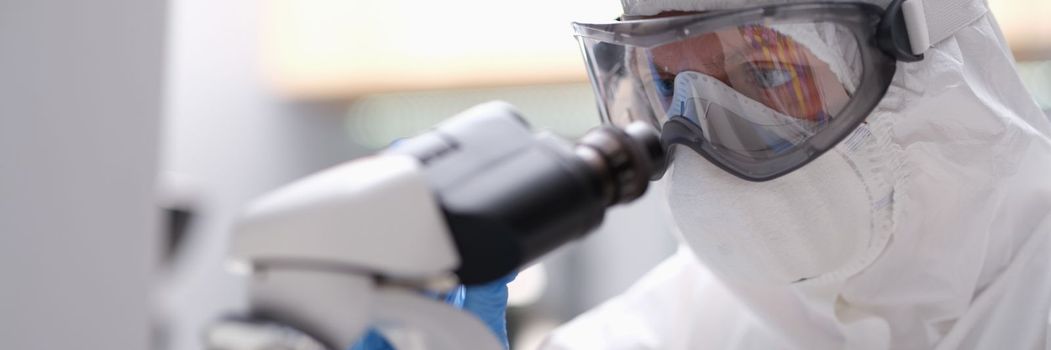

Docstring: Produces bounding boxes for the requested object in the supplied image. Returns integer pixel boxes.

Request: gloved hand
[350,273,517,350]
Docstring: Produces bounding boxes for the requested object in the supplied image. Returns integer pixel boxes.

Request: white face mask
[665,72,895,285]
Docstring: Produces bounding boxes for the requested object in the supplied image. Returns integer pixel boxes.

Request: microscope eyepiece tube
[574,122,665,206]
[391,102,666,285]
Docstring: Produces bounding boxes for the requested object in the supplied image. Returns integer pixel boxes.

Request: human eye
[656,71,676,97]
[647,59,676,98]
[747,65,795,89]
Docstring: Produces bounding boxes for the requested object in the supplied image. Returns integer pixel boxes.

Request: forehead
[647,26,797,65]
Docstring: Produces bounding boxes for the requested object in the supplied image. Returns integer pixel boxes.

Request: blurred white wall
[0,1,166,349]
[159,0,361,349]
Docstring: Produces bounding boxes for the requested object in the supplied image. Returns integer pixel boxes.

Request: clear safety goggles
[573,2,912,181]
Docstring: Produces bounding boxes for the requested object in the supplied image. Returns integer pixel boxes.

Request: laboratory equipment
[205,101,665,350]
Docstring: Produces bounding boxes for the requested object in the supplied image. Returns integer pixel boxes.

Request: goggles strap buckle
[885,0,989,60]
[902,0,931,56]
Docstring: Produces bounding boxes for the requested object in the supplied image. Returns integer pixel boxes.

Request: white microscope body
[208,102,665,350]
[219,155,500,350]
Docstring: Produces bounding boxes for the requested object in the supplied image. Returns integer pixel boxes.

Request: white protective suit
[544,0,1051,348]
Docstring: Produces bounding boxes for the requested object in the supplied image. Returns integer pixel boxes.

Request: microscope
[205,102,666,350]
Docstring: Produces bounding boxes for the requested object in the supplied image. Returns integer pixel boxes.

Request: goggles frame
[572,1,916,181]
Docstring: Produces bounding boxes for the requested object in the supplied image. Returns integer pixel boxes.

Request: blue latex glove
[350,273,517,350]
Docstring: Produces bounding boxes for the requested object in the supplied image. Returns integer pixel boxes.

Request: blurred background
[1,0,1048,349]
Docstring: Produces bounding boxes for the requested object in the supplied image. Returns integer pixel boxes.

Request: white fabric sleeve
[538,246,761,350]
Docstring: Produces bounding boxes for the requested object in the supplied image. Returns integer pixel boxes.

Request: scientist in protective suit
[548,0,1051,348]
[364,0,1051,348]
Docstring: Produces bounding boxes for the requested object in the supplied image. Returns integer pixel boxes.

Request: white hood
[544,0,1051,348]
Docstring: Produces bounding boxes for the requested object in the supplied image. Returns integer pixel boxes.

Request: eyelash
[740,61,812,90]
[656,72,676,97]
[749,66,794,88]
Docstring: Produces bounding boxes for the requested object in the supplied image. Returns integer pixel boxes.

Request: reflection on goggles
[643,25,849,123]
